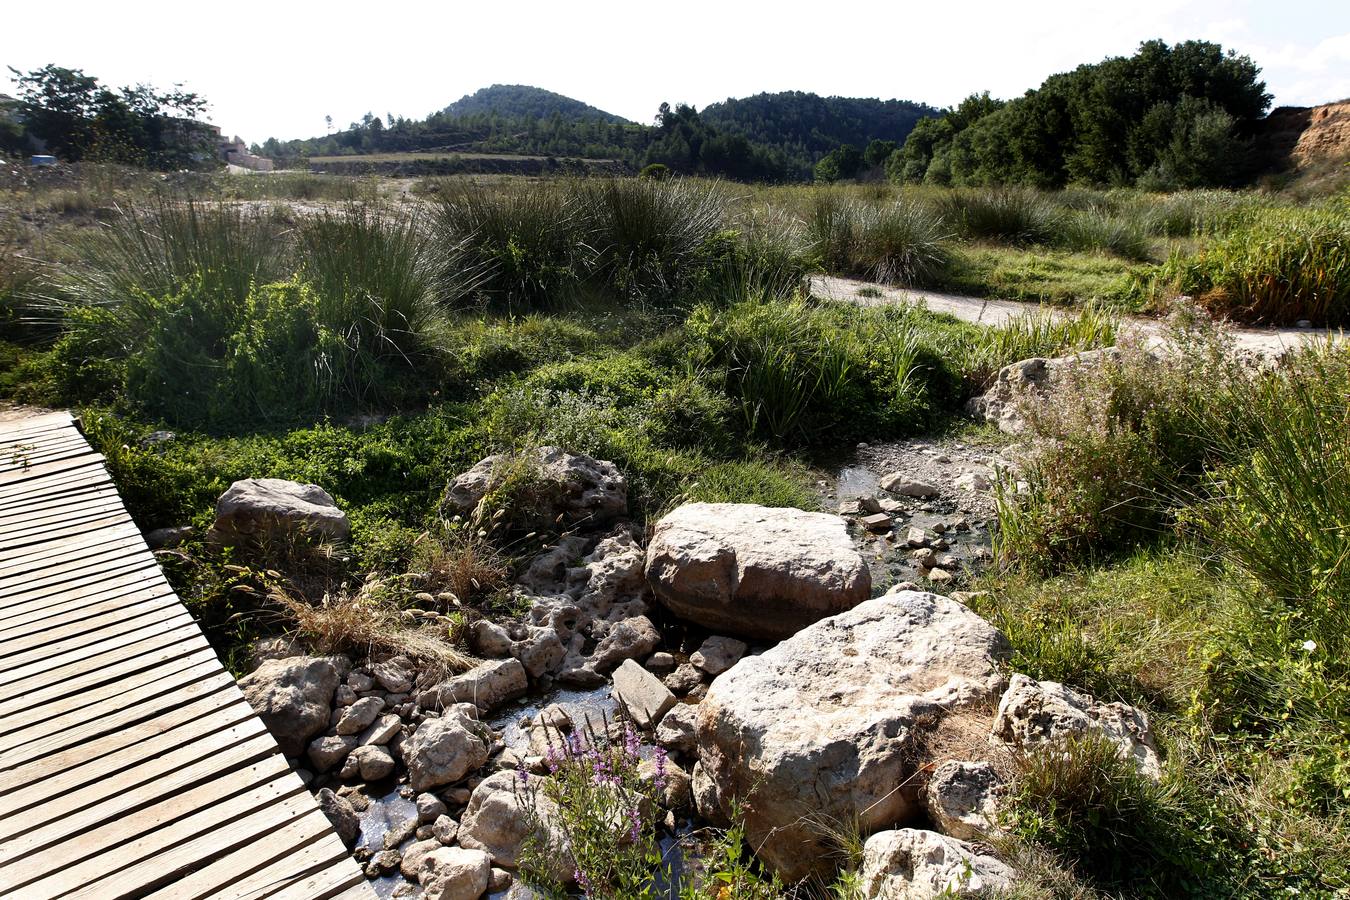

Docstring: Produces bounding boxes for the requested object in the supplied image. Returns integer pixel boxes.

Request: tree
[864,139,897,167]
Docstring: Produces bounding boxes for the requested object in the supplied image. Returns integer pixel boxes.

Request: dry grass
[410,530,512,608]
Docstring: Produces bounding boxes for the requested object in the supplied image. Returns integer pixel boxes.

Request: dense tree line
[888,40,1271,189]
[3,65,215,168]
[699,92,938,179]
[441,84,630,124]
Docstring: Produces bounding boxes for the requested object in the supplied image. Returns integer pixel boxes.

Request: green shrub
[939,187,1061,245]
[688,297,954,446]
[1054,209,1152,261]
[431,184,584,309]
[1148,206,1350,325]
[578,178,728,302]
[804,194,952,286]
[957,306,1119,388]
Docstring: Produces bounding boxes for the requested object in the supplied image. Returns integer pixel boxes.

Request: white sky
[4,0,1349,142]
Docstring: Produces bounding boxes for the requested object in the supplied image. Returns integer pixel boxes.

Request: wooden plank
[0,692,252,808]
[0,542,164,601]
[61,790,324,900]
[256,834,373,899]
[0,725,278,854]
[0,658,229,777]
[12,772,305,899]
[0,587,177,645]
[0,556,163,610]
[0,470,113,504]
[143,813,348,900]
[0,664,234,765]
[0,452,104,487]
[0,595,184,668]
[0,493,124,532]
[0,563,166,622]
[0,634,214,718]
[0,619,202,696]
[0,512,131,549]
[0,609,196,687]
[0,644,221,723]
[0,526,147,577]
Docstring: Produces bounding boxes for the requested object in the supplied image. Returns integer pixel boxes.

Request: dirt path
[810,274,1336,357]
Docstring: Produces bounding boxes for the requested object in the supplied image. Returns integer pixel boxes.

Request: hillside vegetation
[441,84,632,124]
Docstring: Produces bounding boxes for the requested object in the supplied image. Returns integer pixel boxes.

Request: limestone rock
[655,703,698,754]
[210,478,349,546]
[315,787,360,847]
[587,615,660,674]
[418,845,491,899]
[690,636,747,676]
[967,348,1119,435]
[612,659,677,729]
[238,656,339,756]
[860,828,1013,898]
[992,674,1162,779]
[336,696,384,735]
[471,620,514,658]
[696,590,1010,880]
[404,711,491,791]
[437,659,528,714]
[459,771,565,873]
[879,475,939,498]
[400,838,442,879]
[307,733,359,772]
[663,663,703,695]
[417,792,449,824]
[646,503,870,640]
[443,446,627,526]
[344,744,396,781]
[923,761,1002,841]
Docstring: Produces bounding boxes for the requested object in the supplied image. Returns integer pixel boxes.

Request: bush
[578,178,728,302]
[431,183,584,309]
[804,194,952,286]
[1054,209,1152,261]
[938,188,1061,245]
[1148,206,1350,325]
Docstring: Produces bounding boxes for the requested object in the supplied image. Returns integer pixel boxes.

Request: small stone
[645,652,677,674]
[433,814,460,845]
[926,567,954,584]
[418,846,491,899]
[663,663,704,695]
[315,788,359,847]
[489,867,513,891]
[417,792,449,824]
[905,527,929,548]
[372,659,413,694]
[880,474,939,498]
[912,548,936,569]
[359,714,402,747]
[383,816,418,850]
[932,538,950,551]
[400,838,441,879]
[348,672,375,692]
[861,512,894,532]
[369,849,401,874]
[336,696,384,735]
[307,734,359,772]
[535,704,573,732]
[690,636,747,676]
[347,744,396,781]
[939,555,959,569]
[955,472,992,492]
[471,620,514,657]
[858,496,884,514]
[924,761,1003,841]
[655,703,698,754]
[334,684,358,707]
[931,522,947,535]
[612,659,677,729]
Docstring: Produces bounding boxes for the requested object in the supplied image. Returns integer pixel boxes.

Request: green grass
[944,244,1145,307]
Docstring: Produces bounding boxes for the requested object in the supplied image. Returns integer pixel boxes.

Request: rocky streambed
[219,354,1164,898]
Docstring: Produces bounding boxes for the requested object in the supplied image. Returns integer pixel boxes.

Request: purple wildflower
[628,804,642,843]
[623,723,640,763]
[517,767,529,786]
[653,745,668,792]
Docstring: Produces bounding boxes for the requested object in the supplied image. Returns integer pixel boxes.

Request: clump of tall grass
[939,187,1061,245]
[430,183,583,309]
[959,307,1119,388]
[1148,206,1350,325]
[804,194,952,286]
[577,177,728,302]
[688,297,952,445]
[1054,209,1152,261]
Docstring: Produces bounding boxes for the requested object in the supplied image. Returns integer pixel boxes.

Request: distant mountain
[700,91,940,176]
[443,85,632,125]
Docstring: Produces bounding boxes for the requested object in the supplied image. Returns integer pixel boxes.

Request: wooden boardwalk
[0,409,373,900]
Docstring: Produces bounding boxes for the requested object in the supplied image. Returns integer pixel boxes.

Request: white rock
[967,348,1120,435]
[210,478,349,546]
[690,636,747,676]
[612,659,677,729]
[444,446,627,526]
[437,659,528,714]
[655,703,698,754]
[860,828,1013,898]
[307,733,358,772]
[924,761,1002,841]
[238,656,339,756]
[459,771,567,879]
[880,475,939,498]
[418,845,491,899]
[336,695,384,735]
[696,590,1010,880]
[646,503,870,640]
[404,710,491,791]
[992,674,1162,779]
[954,472,991,492]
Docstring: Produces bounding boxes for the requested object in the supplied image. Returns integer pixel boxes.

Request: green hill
[443,85,631,125]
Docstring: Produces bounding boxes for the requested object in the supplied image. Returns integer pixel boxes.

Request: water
[491,684,618,754]
[356,785,418,898]
[835,464,880,499]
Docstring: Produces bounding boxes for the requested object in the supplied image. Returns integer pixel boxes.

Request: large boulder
[459,771,569,882]
[859,829,1013,899]
[418,846,492,900]
[646,503,871,640]
[403,710,492,791]
[696,590,1010,881]
[966,348,1118,434]
[238,656,339,756]
[210,478,349,546]
[443,446,627,526]
[991,674,1163,779]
